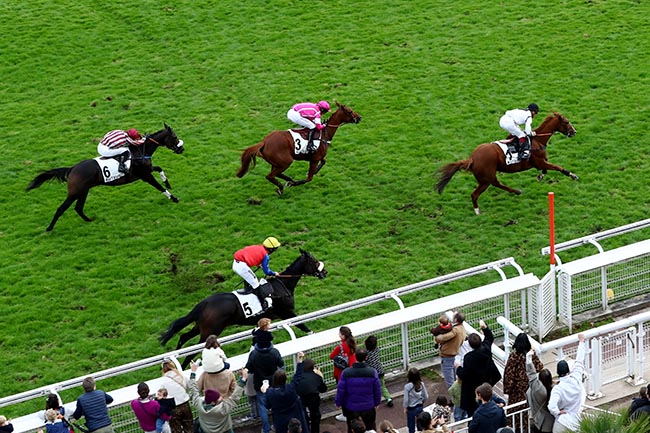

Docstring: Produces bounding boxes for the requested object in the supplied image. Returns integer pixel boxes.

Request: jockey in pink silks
[97,128,145,173]
[286,101,331,152]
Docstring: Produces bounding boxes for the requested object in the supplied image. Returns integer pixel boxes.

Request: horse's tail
[435,159,472,194]
[158,300,206,346]
[26,168,71,191]
[236,143,264,178]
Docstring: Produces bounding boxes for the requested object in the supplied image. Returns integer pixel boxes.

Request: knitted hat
[202,348,225,374]
[557,360,570,376]
[204,389,220,404]
[255,329,274,349]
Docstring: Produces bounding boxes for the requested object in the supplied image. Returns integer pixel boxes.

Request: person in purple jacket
[286,101,331,152]
[335,348,382,433]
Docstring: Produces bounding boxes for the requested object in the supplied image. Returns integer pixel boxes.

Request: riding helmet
[263,237,281,249]
[127,128,141,140]
[317,100,331,112]
[527,103,539,113]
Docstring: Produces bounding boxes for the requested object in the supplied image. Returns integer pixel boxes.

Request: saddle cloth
[94,157,131,183]
[232,291,265,318]
[493,141,523,166]
[288,130,321,154]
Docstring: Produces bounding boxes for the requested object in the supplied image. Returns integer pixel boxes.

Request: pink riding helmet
[127,128,140,140]
[317,100,331,112]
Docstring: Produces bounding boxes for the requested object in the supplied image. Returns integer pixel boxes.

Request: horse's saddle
[288,129,321,154]
[493,140,524,166]
[236,280,274,297]
[93,157,131,183]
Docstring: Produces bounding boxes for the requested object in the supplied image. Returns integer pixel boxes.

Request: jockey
[287,100,331,153]
[232,237,281,309]
[499,103,539,160]
[97,128,145,173]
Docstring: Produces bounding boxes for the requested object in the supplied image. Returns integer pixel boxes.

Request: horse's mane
[281,251,309,275]
[537,111,562,128]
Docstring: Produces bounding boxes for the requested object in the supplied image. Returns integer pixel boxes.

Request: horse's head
[298,248,328,279]
[554,112,577,138]
[331,102,362,125]
[146,123,185,154]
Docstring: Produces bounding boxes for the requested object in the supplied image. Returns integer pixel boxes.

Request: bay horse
[26,124,184,231]
[236,102,362,195]
[435,112,578,214]
[159,249,327,367]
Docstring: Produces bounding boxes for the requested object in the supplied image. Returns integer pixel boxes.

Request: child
[0,416,13,433]
[242,371,259,422]
[403,367,428,433]
[252,318,273,349]
[429,395,452,428]
[448,378,464,422]
[201,334,229,373]
[430,315,452,349]
[155,387,174,433]
[364,335,393,407]
[43,409,69,433]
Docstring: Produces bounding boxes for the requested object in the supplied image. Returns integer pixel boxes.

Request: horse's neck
[534,117,559,146]
[279,257,305,292]
[324,111,345,139]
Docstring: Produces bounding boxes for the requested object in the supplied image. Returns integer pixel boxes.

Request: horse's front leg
[152,166,172,189]
[141,172,180,202]
[535,161,579,180]
[313,158,327,176]
[292,160,320,186]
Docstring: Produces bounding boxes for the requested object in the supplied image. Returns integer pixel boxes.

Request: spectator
[69,376,114,433]
[0,417,12,433]
[45,393,65,419]
[456,320,500,417]
[242,372,259,422]
[245,330,285,433]
[197,359,236,399]
[161,360,193,433]
[131,382,160,433]
[364,335,393,407]
[467,383,507,433]
[264,353,310,433]
[629,385,650,417]
[252,318,274,349]
[330,326,357,422]
[201,335,230,374]
[526,350,554,433]
[403,367,428,433]
[296,357,327,433]
[288,418,303,433]
[447,377,463,422]
[350,418,375,433]
[430,315,453,349]
[503,333,543,433]
[416,411,435,433]
[154,387,174,433]
[335,348,382,433]
[43,409,68,433]
[548,334,587,433]
[188,361,245,433]
[435,312,466,389]
[428,395,452,428]
[377,420,398,433]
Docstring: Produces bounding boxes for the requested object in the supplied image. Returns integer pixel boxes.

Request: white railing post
[588,337,603,399]
[626,327,637,385]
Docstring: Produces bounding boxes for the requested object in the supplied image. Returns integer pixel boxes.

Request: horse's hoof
[171,196,180,203]
[474,208,480,215]
[537,174,545,182]
[515,189,522,195]
[276,189,283,196]
[571,173,579,180]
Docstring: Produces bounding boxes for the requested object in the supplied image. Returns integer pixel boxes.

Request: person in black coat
[456,320,500,416]
[296,358,327,433]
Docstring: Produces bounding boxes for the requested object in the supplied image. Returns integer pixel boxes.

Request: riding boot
[255,288,269,310]
[306,129,316,153]
[117,152,129,173]
[520,137,531,160]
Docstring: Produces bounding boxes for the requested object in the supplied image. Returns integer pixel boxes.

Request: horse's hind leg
[74,190,93,222]
[470,184,490,215]
[267,166,289,196]
[46,196,76,231]
[491,178,522,195]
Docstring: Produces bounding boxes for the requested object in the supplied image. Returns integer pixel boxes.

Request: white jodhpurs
[97,143,129,157]
[499,115,526,138]
[232,260,260,288]
[287,109,317,129]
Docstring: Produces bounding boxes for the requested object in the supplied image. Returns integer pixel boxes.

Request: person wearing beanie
[188,362,246,433]
[548,334,587,433]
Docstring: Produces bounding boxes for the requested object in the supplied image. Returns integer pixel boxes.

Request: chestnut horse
[27,124,184,231]
[236,102,361,195]
[435,112,578,214]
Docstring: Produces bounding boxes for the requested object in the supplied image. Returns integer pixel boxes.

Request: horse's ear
[299,248,307,255]
[164,122,170,129]
[335,101,341,108]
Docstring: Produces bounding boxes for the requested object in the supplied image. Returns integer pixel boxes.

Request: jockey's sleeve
[261,255,275,276]
[524,116,533,135]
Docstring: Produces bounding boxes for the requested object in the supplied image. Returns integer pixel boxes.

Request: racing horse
[236,102,362,195]
[435,112,578,214]
[159,249,327,367]
[26,124,184,231]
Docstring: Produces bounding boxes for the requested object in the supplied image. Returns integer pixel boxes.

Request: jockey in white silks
[498,103,539,160]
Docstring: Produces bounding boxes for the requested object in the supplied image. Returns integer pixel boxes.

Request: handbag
[333,344,349,370]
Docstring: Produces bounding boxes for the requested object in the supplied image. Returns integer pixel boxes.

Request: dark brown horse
[236,102,362,195]
[435,112,578,214]
[27,124,184,231]
[159,249,327,367]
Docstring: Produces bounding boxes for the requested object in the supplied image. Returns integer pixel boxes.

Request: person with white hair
[548,333,587,433]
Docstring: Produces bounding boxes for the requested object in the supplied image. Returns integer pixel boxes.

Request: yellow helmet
[263,237,281,249]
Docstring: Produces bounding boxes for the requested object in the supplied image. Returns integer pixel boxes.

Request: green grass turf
[1,0,649,413]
